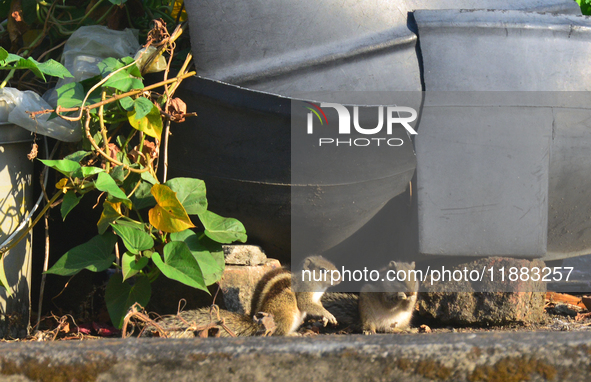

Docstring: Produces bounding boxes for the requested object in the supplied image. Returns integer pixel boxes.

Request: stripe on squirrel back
[251,268,292,315]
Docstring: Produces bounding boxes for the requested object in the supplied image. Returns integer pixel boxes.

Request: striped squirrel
[322,261,419,334]
[146,255,340,337]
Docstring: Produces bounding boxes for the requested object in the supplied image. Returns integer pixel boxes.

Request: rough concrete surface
[419,258,547,325]
[223,245,268,266]
[0,332,590,381]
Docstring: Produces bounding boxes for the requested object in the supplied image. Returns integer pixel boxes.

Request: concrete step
[0,332,590,381]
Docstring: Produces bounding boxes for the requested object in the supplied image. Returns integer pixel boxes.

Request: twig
[122,303,167,338]
[36,211,51,331]
[114,243,120,268]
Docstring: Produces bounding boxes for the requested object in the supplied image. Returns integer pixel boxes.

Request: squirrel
[145,255,340,337]
[359,261,419,334]
[250,255,340,335]
[322,261,419,335]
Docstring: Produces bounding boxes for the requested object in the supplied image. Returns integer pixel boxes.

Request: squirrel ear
[410,261,416,268]
[389,260,397,268]
[303,257,312,270]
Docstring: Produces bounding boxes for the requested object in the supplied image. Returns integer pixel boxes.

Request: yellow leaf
[171,0,187,22]
[97,201,122,234]
[127,105,162,140]
[55,178,69,192]
[148,184,195,233]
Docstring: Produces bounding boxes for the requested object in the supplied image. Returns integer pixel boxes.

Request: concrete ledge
[0,332,590,381]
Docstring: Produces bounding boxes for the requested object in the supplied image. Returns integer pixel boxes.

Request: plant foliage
[36,24,246,329]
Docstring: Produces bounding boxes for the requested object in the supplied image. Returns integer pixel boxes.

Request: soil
[3,297,586,343]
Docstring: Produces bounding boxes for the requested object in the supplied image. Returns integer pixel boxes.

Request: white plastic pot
[0,122,32,338]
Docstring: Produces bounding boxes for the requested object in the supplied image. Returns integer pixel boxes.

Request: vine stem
[99,90,110,172]
[162,51,193,183]
[55,58,148,122]
[83,109,151,174]
[30,71,196,120]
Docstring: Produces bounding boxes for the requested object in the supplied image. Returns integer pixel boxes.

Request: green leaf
[110,165,128,184]
[152,242,208,292]
[105,273,150,329]
[56,82,85,108]
[4,53,20,64]
[121,170,140,193]
[61,190,81,220]
[140,171,158,185]
[105,75,143,92]
[95,172,130,201]
[170,230,224,286]
[64,150,91,163]
[0,47,7,62]
[72,166,104,179]
[577,0,591,14]
[38,159,81,177]
[127,105,162,139]
[119,97,134,111]
[45,233,117,276]
[165,178,207,215]
[36,59,73,79]
[198,210,247,244]
[107,0,128,5]
[133,97,154,120]
[16,57,45,81]
[122,56,142,77]
[130,181,156,210]
[121,252,149,281]
[110,223,154,255]
[98,57,143,92]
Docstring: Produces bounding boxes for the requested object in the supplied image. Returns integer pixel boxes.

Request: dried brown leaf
[8,0,28,48]
[167,98,188,123]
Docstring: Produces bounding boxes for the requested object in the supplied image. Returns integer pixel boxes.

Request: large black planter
[169,78,417,260]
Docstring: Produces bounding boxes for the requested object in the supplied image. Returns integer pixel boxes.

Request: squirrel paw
[363,329,376,335]
[322,313,338,327]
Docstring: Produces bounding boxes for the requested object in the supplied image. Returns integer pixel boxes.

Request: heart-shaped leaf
[152,241,208,292]
[45,233,117,276]
[95,172,130,201]
[39,159,81,177]
[105,273,150,328]
[61,190,81,220]
[170,230,224,285]
[165,178,207,215]
[148,184,195,233]
[133,97,154,120]
[121,252,149,281]
[127,104,162,139]
[198,210,247,244]
[110,223,154,255]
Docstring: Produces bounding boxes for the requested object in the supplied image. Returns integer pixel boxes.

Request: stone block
[418,257,547,325]
[223,245,267,265]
